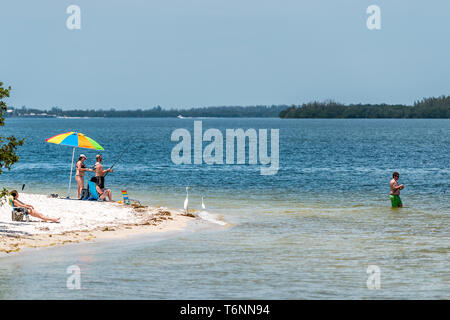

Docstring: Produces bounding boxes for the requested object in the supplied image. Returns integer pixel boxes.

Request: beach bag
[80,188,89,200]
[12,208,29,222]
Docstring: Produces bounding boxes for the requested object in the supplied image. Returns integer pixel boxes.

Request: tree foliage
[279,96,450,118]
[0,82,24,199]
[6,105,288,118]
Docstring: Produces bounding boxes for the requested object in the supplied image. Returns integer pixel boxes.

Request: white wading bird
[184,187,190,214]
[201,196,206,210]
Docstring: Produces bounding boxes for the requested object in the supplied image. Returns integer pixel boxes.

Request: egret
[201,196,206,210]
[184,187,190,214]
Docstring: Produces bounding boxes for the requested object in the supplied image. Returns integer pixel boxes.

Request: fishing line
[104,142,133,177]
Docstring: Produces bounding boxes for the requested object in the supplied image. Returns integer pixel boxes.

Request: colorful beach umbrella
[46,131,104,150]
[45,132,104,198]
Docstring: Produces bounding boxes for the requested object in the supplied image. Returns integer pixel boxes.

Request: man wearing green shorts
[390,172,404,208]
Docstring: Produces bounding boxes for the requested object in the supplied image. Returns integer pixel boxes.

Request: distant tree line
[278,96,450,118]
[6,105,288,118]
[7,96,450,119]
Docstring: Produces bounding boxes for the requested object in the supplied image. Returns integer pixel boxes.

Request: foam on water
[198,210,227,226]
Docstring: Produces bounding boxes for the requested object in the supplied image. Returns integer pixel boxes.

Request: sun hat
[80,154,87,159]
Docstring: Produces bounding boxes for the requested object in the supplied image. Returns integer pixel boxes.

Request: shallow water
[0,118,449,299]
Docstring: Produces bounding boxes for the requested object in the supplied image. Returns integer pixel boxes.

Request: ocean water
[0,118,449,299]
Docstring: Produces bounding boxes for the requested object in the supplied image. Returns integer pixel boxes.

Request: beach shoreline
[0,193,197,254]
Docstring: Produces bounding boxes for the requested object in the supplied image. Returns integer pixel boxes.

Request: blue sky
[1,0,449,109]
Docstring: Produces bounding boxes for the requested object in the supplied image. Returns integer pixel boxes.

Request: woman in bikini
[75,154,94,199]
[11,190,60,222]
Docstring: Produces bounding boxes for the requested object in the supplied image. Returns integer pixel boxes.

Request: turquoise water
[0,118,449,299]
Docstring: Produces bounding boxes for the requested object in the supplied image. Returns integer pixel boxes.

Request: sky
[1,0,449,110]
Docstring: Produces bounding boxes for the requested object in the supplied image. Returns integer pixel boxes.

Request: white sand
[0,193,195,254]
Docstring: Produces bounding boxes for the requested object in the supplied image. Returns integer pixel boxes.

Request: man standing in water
[390,172,404,208]
[94,154,113,190]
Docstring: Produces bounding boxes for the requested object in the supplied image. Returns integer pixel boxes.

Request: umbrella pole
[68,147,75,198]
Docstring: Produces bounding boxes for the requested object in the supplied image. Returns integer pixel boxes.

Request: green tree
[0,82,25,199]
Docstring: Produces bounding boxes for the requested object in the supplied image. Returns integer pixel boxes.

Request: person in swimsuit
[10,190,60,222]
[89,177,113,201]
[94,154,113,190]
[390,172,404,208]
[75,154,93,199]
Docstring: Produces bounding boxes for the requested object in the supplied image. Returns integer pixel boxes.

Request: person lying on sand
[10,190,60,222]
[89,177,113,202]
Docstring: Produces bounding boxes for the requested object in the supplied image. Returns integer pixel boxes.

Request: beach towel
[122,190,130,205]
[121,190,141,205]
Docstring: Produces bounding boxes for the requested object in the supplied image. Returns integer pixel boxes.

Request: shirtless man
[390,172,404,208]
[94,154,113,190]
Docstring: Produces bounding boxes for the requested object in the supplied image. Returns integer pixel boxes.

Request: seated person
[89,177,113,202]
[10,190,60,223]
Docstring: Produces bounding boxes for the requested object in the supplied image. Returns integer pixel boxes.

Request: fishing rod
[104,143,132,177]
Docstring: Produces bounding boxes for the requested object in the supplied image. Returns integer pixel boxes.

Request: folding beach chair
[9,196,30,222]
[88,180,100,201]
[121,190,141,205]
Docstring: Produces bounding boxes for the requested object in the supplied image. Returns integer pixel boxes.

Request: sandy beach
[0,193,195,254]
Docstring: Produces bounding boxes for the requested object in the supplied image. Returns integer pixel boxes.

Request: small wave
[198,211,227,226]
